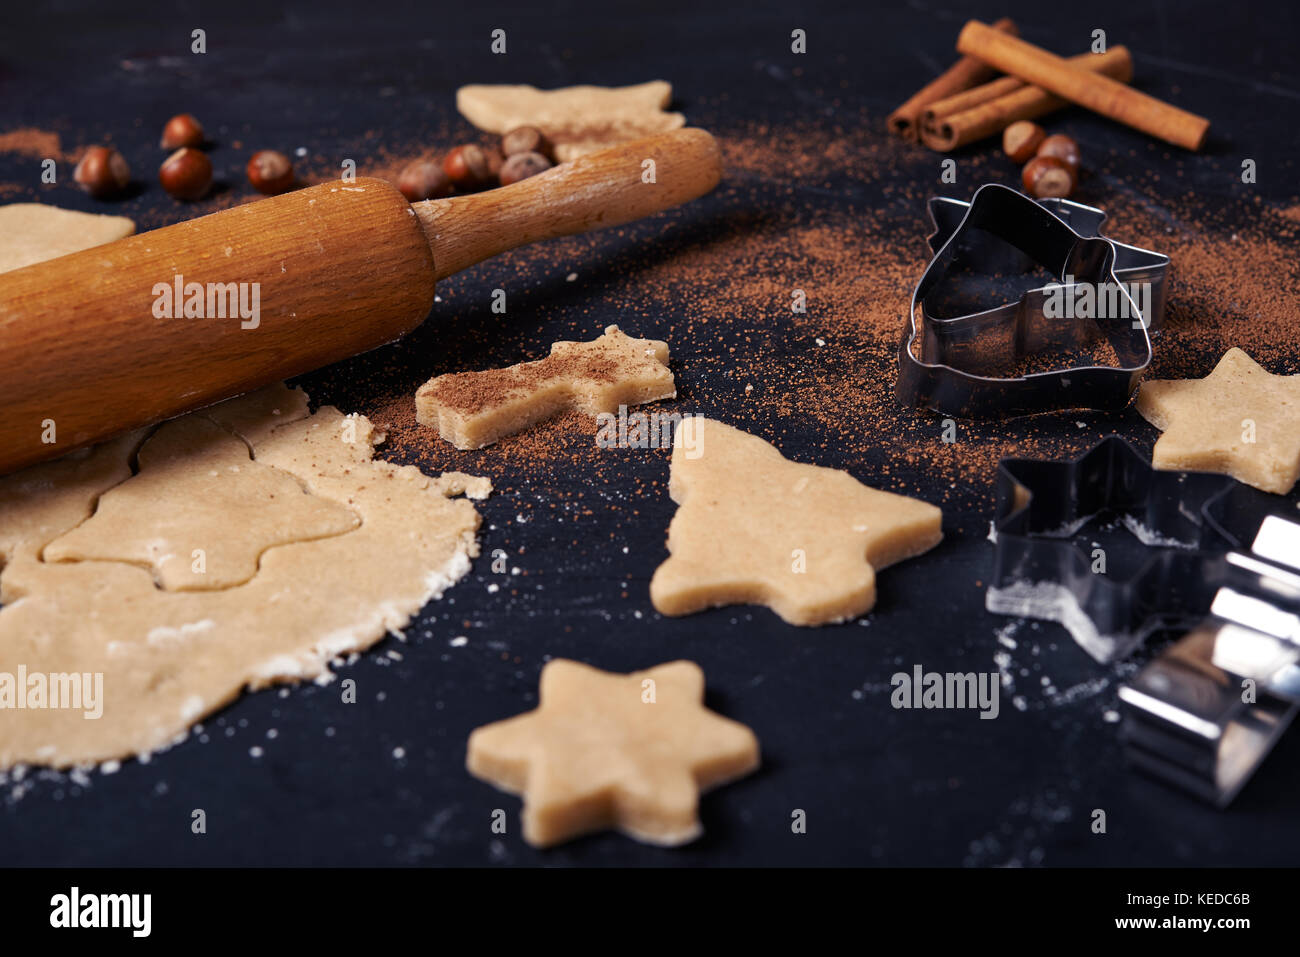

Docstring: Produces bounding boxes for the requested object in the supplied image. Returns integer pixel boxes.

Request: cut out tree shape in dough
[467,659,759,847]
[44,414,360,590]
[650,418,944,626]
[1137,347,1300,494]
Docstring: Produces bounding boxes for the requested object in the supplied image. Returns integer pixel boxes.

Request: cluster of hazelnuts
[395,126,555,202]
[72,113,296,202]
[1003,121,1081,200]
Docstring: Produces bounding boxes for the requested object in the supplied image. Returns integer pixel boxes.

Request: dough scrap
[416,324,676,450]
[649,418,944,626]
[44,414,361,590]
[456,80,685,161]
[0,384,490,769]
[1137,347,1300,494]
[0,203,134,274]
[467,658,759,847]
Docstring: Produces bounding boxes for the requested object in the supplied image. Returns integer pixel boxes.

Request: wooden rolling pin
[0,128,721,475]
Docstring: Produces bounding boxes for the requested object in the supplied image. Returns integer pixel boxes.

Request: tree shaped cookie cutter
[896,184,1169,418]
[987,436,1300,805]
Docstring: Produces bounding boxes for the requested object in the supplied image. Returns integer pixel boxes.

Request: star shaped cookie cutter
[988,436,1281,664]
[896,184,1169,418]
[987,436,1300,805]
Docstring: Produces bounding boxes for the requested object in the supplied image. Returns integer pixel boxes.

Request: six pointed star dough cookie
[1137,347,1300,494]
[467,659,759,847]
[650,417,944,625]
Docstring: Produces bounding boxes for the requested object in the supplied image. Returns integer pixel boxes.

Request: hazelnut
[160,113,205,150]
[159,147,213,200]
[397,160,452,201]
[1002,121,1046,164]
[247,150,295,195]
[498,151,553,187]
[73,146,130,199]
[1036,134,1081,170]
[1021,155,1077,199]
[442,145,492,190]
[500,126,553,161]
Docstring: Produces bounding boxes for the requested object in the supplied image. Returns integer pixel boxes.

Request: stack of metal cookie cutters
[990,437,1300,806]
[896,183,1169,418]
[896,185,1298,805]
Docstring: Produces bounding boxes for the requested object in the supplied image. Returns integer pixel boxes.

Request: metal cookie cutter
[1119,516,1300,806]
[988,436,1300,805]
[987,436,1282,664]
[896,184,1169,418]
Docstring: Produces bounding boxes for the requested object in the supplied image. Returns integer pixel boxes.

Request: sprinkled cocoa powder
[431,352,623,415]
[335,113,1300,523]
[0,128,65,160]
[1,108,1293,521]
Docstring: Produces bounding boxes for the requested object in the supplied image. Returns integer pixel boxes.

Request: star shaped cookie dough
[1137,348,1300,494]
[467,659,759,847]
[649,418,943,626]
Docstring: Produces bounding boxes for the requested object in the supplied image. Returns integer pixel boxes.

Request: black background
[2,0,1299,868]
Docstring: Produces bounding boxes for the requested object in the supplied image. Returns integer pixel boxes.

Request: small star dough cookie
[1137,348,1300,494]
[416,325,675,449]
[467,659,759,847]
[650,418,944,626]
[0,203,134,274]
[456,80,685,162]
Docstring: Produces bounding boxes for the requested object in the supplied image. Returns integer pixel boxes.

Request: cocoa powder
[349,114,1300,516]
[2,110,1293,517]
[0,128,65,160]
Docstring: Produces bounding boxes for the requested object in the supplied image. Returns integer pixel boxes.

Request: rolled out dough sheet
[0,203,491,769]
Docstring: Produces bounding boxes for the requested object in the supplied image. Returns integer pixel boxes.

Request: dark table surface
[2,0,1299,866]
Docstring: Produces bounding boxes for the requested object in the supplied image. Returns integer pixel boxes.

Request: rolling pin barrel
[0,179,435,473]
[0,127,722,475]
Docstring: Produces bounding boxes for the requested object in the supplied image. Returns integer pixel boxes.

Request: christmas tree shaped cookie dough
[649,418,943,626]
[467,659,759,847]
[44,415,360,590]
[1137,348,1300,494]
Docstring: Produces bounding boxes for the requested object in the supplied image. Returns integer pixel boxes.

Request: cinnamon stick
[956,20,1209,150]
[887,17,1017,142]
[921,46,1133,152]
[922,48,1130,128]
